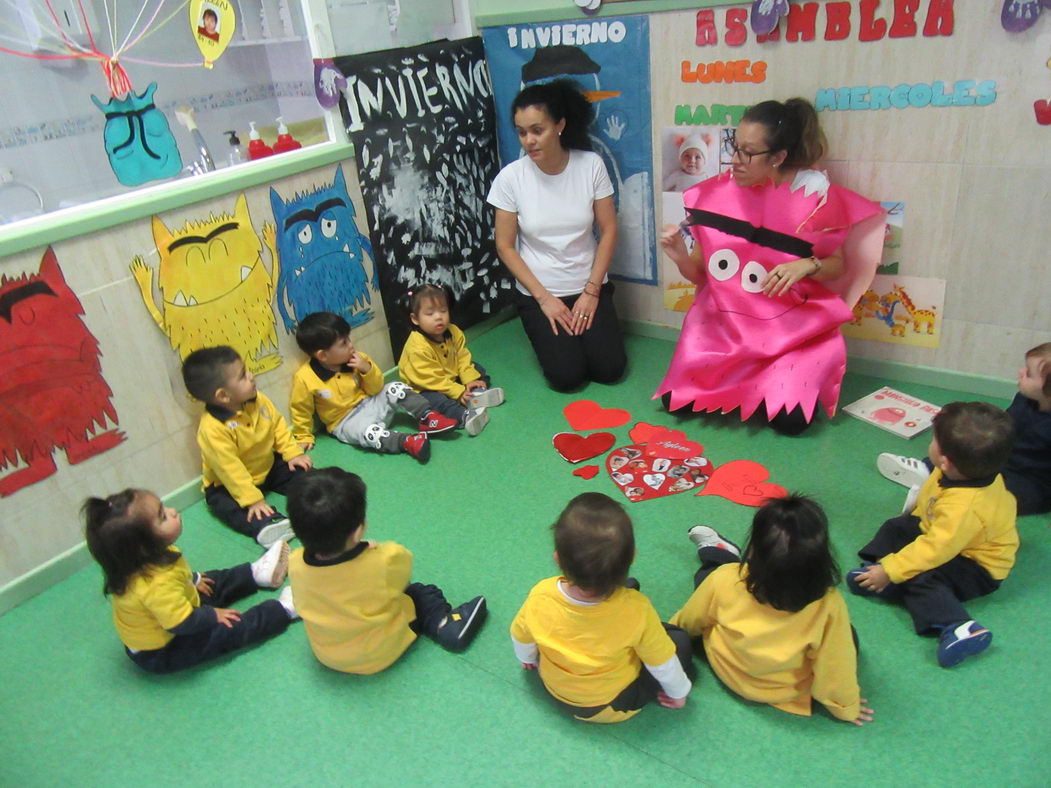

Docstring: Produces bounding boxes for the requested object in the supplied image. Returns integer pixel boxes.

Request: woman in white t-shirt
[487,80,626,391]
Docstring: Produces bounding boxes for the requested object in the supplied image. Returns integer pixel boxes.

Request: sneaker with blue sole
[937,620,992,668]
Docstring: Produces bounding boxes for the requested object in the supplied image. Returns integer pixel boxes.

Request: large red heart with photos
[695,460,787,507]
[553,432,615,463]
[606,443,714,503]
[563,400,632,431]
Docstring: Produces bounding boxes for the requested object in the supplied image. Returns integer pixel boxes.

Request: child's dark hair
[202,8,217,22]
[933,401,1014,479]
[287,467,366,556]
[741,98,826,170]
[744,494,839,613]
[83,489,178,596]
[1026,342,1051,398]
[553,492,634,597]
[181,345,240,403]
[404,283,452,317]
[296,311,351,355]
[511,79,594,152]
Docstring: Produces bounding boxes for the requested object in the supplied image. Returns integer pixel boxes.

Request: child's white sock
[278,585,299,620]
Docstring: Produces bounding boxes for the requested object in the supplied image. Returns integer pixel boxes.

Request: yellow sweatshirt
[670,564,860,721]
[112,548,199,651]
[289,355,385,446]
[197,392,302,507]
[398,326,481,401]
[881,468,1019,583]
[288,541,417,675]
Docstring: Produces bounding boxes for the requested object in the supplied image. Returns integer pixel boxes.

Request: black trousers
[515,283,627,392]
[128,563,289,674]
[555,624,694,719]
[204,454,302,539]
[859,514,1000,634]
[405,582,453,639]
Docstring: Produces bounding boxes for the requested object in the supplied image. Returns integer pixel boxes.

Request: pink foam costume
[656,171,885,423]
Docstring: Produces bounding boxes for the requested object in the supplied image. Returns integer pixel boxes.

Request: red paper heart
[553,432,615,463]
[573,465,600,479]
[628,422,664,443]
[563,400,631,431]
[627,422,702,458]
[606,443,713,503]
[695,460,787,507]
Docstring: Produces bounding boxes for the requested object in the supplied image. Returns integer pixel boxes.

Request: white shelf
[228,36,306,47]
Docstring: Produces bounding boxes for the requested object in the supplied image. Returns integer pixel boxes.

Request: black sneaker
[436,596,487,651]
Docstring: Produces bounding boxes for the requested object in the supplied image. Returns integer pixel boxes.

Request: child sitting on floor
[398,284,505,437]
[878,343,1051,516]
[670,497,871,725]
[84,488,297,674]
[849,401,1018,667]
[510,493,693,723]
[183,346,313,548]
[290,311,458,464]
[286,467,486,674]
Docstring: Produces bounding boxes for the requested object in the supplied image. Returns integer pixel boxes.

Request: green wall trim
[0,141,355,259]
[474,0,728,27]
[0,480,209,617]
[621,318,1015,399]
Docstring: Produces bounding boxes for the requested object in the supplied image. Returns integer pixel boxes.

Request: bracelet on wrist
[809,257,822,275]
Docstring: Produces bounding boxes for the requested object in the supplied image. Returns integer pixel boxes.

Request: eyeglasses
[728,131,771,164]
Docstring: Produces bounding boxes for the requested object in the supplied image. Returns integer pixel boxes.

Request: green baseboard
[0,479,206,617]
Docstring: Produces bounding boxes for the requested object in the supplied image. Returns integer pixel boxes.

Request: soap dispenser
[247,121,274,160]
[225,130,245,166]
[273,117,302,153]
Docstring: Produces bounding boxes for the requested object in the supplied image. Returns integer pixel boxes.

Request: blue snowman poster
[481,15,656,285]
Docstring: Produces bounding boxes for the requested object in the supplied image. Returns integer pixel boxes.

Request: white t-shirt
[487,149,615,297]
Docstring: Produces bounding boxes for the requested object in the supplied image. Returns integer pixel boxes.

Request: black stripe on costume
[685,208,814,259]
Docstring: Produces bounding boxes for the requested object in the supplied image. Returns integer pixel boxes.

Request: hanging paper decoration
[190,0,236,64]
[0,248,125,497]
[129,194,283,374]
[91,83,183,186]
[751,0,790,35]
[1001,0,1046,32]
[314,59,348,109]
[270,165,376,332]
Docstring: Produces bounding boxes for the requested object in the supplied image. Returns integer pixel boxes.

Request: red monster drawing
[0,247,125,496]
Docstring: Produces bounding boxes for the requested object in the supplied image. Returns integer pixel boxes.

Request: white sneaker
[251,540,290,588]
[687,525,741,558]
[901,484,922,516]
[467,387,505,409]
[278,585,299,620]
[255,517,293,549]
[877,453,931,489]
[464,407,489,437]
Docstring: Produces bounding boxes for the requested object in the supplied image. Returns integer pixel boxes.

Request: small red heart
[573,465,600,479]
[695,460,787,507]
[628,422,664,443]
[563,400,631,431]
[553,432,616,463]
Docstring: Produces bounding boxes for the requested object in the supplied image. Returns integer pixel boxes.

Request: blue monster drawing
[91,82,182,187]
[269,165,376,332]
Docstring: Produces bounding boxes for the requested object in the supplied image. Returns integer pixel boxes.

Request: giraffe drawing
[892,284,937,335]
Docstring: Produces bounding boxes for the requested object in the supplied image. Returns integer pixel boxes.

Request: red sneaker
[418,410,457,434]
[403,433,430,463]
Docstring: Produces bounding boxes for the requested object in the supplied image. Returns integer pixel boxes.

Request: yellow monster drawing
[130,193,282,374]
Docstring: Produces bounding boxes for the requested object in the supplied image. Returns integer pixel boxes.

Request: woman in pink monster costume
[657,98,885,435]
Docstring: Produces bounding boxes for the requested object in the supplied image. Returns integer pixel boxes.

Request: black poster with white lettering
[335,37,513,356]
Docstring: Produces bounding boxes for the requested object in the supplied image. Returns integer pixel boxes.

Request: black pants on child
[859,514,1000,634]
[205,454,302,539]
[405,582,454,639]
[417,364,491,426]
[514,283,627,392]
[128,563,289,674]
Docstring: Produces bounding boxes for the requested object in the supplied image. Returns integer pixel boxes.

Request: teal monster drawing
[91,82,182,187]
[269,165,376,332]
